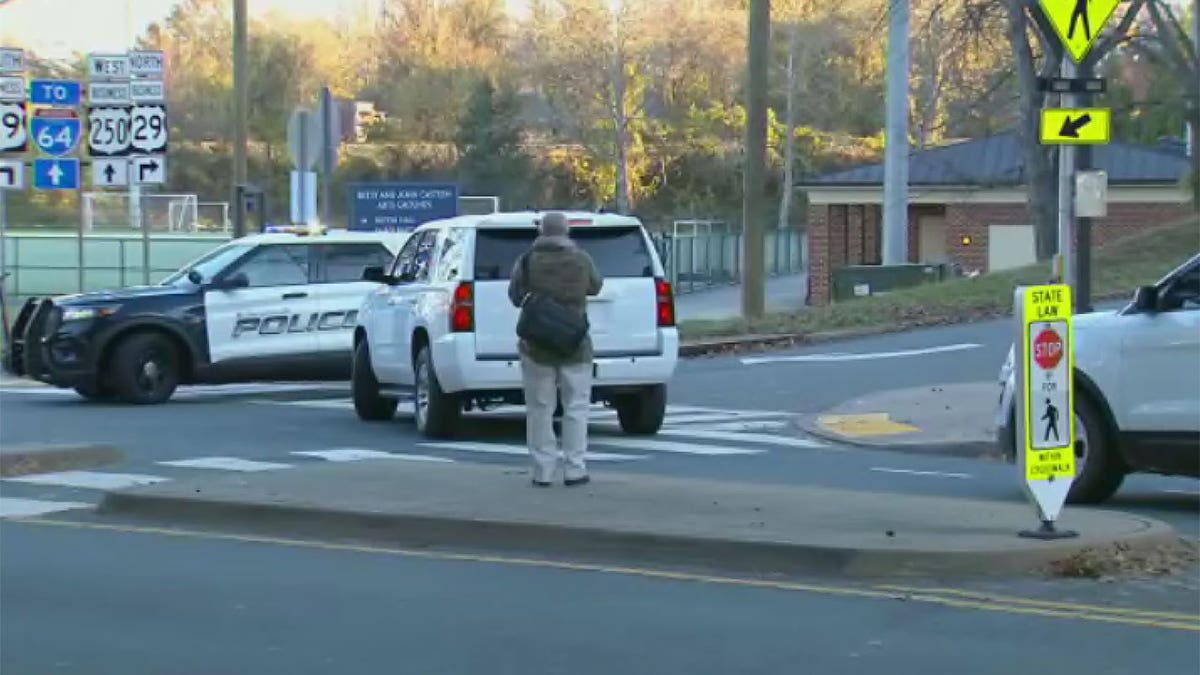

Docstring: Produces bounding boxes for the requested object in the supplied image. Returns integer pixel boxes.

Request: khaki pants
[520,356,592,482]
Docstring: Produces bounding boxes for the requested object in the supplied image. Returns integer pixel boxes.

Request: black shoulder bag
[515,252,590,357]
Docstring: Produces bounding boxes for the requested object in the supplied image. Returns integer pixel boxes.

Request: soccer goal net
[81,193,228,234]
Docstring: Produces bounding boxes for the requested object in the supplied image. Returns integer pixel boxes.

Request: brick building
[798,133,1194,305]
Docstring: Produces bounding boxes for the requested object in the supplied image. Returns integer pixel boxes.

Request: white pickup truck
[349,211,680,438]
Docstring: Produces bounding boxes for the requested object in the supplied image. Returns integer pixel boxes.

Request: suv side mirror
[1132,285,1159,313]
[362,266,389,284]
[186,269,204,285]
[215,273,250,290]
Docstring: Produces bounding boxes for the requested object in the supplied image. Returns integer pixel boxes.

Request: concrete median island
[0,443,123,477]
[99,460,1176,579]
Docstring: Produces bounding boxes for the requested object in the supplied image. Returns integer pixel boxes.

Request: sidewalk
[675,273,808,322]
[100,459,1174,579]
[795,381,1000,459]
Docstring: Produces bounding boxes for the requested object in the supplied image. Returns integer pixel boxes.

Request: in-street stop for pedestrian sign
[1014,284,1077,536]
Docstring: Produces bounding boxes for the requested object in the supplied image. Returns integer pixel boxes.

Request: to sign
[30,79,82,107]
[88,106,132,156]
[30,110,81,157]
[1014,283,1076,527]
[0,102,27,152]
[130,104,168,153]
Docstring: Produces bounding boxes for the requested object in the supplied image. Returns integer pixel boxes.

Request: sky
[0,0,530,61]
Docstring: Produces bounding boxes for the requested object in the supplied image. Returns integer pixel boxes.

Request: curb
[0,443,124,478]
[679,325,900,358]
[98,488,1178,579]
[793,415,1002,460]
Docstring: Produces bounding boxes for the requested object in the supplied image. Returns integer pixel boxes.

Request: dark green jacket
[507,235,603,365]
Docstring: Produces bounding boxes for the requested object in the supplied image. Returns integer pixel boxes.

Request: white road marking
[157,457,293,472]
[418,442,643,462]
[740,343,983,365]
[0,497,93,519]
[2,382,344,398]
[589,437,764,456]
[656,428,826,449]
[255,397,356,410]
[682,420,788,432]
[4,470,170,490]
[663,411,790,425]
[1162,489,1200,497]
[292,449,454,463]
[870,467,972,479]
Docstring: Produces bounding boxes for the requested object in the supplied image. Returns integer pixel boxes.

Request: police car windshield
[162,244,255,286]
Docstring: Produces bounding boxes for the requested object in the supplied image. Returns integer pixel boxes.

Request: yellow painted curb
[817,413,920,438]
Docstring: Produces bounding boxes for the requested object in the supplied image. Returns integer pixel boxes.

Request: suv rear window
[473,226,654,280]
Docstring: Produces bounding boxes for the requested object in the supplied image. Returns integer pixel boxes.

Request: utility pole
[1057,57,1077,305]
[1075,54,1094,313]
[742,0,770,320]
[882,0,911,265]
[232,0,249,237]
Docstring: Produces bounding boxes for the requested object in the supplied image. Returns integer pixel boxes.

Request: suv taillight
[450,281,474,332]
[655,278,675,327]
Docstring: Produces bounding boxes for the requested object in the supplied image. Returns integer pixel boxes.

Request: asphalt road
[2,313,1195,533]
[3,518,1197,675]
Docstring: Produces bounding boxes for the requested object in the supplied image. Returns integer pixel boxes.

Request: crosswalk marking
[292,449,455,463]
[4,470,170,490]
[157,457,293,472]
[419,442,644,462]
[656,428,827,449]
[663,411,789,425]
[0,497,93,519]
[679,420,788,432]
[589,437,764,456]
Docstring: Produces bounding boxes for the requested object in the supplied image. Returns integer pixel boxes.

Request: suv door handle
[282,292,308,300]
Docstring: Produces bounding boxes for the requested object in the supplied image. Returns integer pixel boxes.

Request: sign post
[0,47,25,346]
[1014,283,1078,539]
[1036,0,1119,294]
[287,108,321,229]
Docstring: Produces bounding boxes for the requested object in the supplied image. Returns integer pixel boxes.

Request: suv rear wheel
[1066,393,1126,504]
[615,384,667,435]
[352,340,398,421]
[413,345,460,438]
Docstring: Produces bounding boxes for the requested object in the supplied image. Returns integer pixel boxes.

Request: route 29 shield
[1014,284,1076,523]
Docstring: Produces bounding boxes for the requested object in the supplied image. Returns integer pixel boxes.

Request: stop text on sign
[1033,328,1064,370]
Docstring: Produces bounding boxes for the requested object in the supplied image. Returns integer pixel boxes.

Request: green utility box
[831,263,952,302]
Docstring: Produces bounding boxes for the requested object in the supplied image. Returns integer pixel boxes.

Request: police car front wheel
[107,332,181,405]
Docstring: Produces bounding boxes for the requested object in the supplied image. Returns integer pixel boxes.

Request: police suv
[6,227,410,404]
[994,252,1200,503]
[348,211,680,438]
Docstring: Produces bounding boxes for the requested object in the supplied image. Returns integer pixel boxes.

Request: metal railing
[652,224,806,294]
[1,232,230,307]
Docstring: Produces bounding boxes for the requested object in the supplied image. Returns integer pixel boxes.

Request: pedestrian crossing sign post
[1014,284,1078,539]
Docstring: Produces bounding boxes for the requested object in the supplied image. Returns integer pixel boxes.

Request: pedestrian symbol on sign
[1041,398,1060,443]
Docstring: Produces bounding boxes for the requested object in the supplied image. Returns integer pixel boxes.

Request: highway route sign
[130,154,166,184]
[92,157,128,188]
[88,106,132,156]
[130,80,165,103]
[1040,108,1111,145]
[128,51,166,78]
[130,104,168,153]
[30,109,81,157]
[89,82,131,105]
[29,79,82,107]
[1038,0,1121,63]
[33,157,80,190]
[0,158,23,190]
[0,48,24,74]
[88,54,131,81]
[0,75,25,102]
[1014,284,1076,529]
[0,102,27,152]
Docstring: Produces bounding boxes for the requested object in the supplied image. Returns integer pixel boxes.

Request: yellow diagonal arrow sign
[1040,108,1111,145]
[1038,0,1122,63]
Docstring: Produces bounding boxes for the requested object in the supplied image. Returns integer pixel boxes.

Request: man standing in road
[508,212,603,487]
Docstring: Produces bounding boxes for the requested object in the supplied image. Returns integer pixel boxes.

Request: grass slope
[681,215,1200,341]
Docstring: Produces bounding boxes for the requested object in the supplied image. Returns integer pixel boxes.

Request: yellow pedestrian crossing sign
[1038,0,1122,63]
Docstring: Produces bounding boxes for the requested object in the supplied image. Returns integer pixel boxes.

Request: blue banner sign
[348,182,459,231]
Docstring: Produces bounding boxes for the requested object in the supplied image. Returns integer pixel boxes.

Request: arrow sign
[104,163,117,182]
[48,162,63,186]
[1040,107,1111,145]
[1056,113,1091,138]
[137,158,159,182]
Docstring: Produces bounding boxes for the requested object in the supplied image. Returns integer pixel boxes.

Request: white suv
[995,252,1200,503]
[350,211,680,438]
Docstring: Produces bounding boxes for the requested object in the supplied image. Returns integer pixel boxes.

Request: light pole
[742,0,770,320]
[232,0,249,236]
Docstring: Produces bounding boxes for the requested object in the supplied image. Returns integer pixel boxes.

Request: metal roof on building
[799,132,1191,188]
